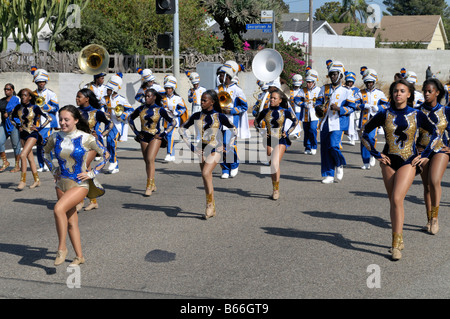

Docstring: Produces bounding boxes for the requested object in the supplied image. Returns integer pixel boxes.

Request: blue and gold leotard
[417,103,450,154]
[255,105,299,147]
[128,103,174,145]
[362,106,439,170]
[43,129,109,198]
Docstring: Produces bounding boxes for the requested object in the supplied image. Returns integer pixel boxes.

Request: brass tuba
[218,91,232,111]
[113,104,125,118]
[78,44,110,75]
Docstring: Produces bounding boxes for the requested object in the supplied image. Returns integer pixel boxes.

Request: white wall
[280,31,376,49]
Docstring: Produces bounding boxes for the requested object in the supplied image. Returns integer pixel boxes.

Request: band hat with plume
[292,74,303,87]
[257,80,269,91]
[305,68,319,83]
[94,72,107,79]
[362,68,378,83]
[266,77,281,89]
[164,75,177,89]
[185,71,200,84]
[344,71,356,82]
[405,71,418,84]
[105,72,123,92]
[327,60,345,77]
[219,60,243,79]
[137,68,154,83]
[31,66,49,83]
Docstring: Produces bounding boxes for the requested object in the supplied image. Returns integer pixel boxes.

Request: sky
[288,0,450,15]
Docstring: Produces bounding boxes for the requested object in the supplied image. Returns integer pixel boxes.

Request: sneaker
[311,149,317,155]
[361,163,370,170]
[164,154,172,162]
[230,168,238,178]
[304,150,311,155]
[321,176,334,184]
[43,165,49,172]
[107,162,117,171]
[94,156,101,161]
[336,166,344,181]
[110,168,119,174]
[221,173,229,179]
[170,155,176,162]
[370,156,376,167]
[37,167,44,172]
[347,140,355,146]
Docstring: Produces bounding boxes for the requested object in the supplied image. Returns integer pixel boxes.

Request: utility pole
[173,0,180,80]
[308,0,313,67]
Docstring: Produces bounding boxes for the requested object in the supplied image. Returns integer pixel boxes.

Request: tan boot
[10,156,20,173]
[0,152,10,172]
[430,206,439,235]
[29,172,41,189]
[84,198,99,211]
[17,172,26,190]
[144,178,156,197]
[391,232,403,261]
[204,193,216,219]
[271,181,279,200]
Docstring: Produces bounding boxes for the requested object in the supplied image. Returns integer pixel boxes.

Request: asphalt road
[1,127,449,303]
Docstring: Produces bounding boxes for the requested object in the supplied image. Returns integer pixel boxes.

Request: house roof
[210,20,336,41]
[374,15,448,44]
[329,23,351,35]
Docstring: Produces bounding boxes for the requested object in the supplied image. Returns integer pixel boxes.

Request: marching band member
[343,71,359,146]
[9,88,50,190]
[417,78,450,235]
[315,60,356,184]
[179,90,237,219]
[215,60,250,179]
[296,68,320,154]
[100,73,133,174]
[255,88,299,200]
[361,79,439,260]
[162,75,187,162]
[404,70,424,107]
[355,67,389,169]
[31,67,59,172]
[129,88,175,196]
[252,80,270,118]
[135,68,165,103]
[289,74,303,140]
[186,71,206,116]
[76,88,114,211]
[84,72,107,102]
[43,105,109,267]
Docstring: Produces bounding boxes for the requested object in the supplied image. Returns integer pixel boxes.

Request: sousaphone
[78,44,110,75]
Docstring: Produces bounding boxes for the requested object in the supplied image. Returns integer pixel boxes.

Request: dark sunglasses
[4,88,12,91]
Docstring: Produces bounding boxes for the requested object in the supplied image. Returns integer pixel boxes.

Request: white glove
[371,104,379,112]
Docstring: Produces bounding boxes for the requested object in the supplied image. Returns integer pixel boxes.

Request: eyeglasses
[4,88,12,91]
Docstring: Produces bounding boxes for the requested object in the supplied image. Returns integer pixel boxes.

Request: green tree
[201,0,288,51]
[56,0,222,54]
[383,0,447,16]
[0,0,17,52]
[339,0,368,23]
[314,1,343,22]
[1,0,89,52]
[342,21,374,36]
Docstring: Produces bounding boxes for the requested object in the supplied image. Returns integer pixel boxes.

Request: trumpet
[78,44,110,75]
[218,91,232,110]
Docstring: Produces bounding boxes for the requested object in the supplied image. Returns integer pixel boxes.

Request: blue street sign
[246,23,272,31]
